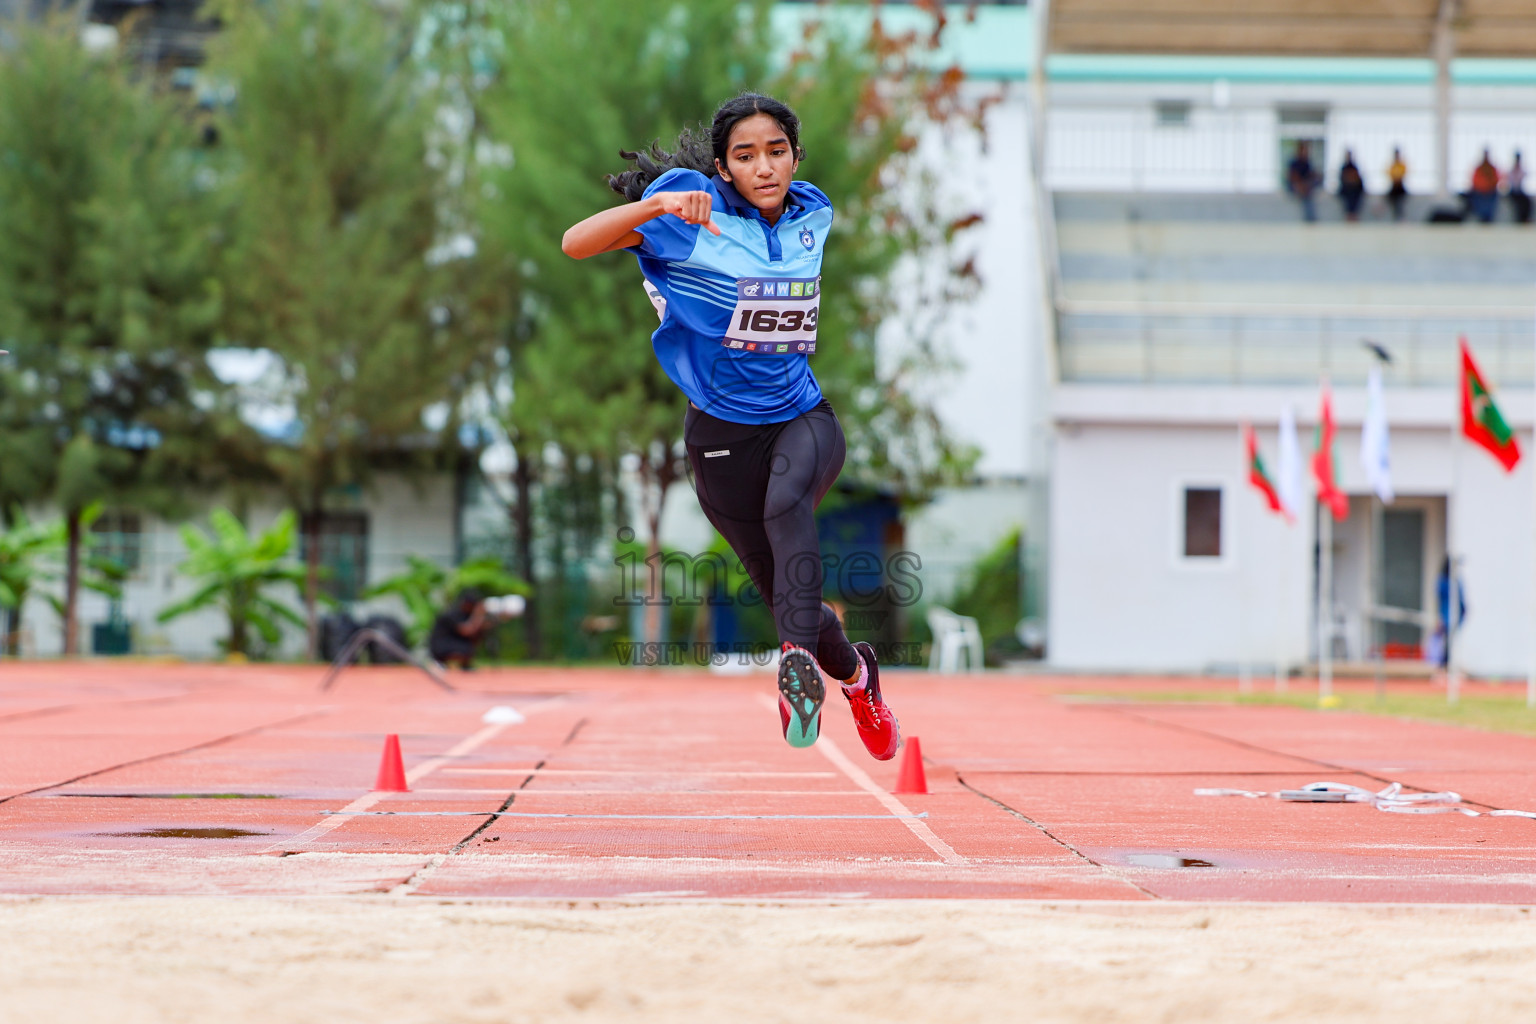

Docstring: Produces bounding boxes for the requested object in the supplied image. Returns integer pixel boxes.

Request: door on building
[1378,507,1426,657]
[1319,496,1443,664]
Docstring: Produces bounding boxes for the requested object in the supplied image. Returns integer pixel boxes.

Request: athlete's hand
[656,191,721,236]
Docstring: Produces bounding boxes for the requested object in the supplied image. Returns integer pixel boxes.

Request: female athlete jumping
[562,93,899,760]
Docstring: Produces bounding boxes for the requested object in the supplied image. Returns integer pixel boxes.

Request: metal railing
[1057,300,1535,386]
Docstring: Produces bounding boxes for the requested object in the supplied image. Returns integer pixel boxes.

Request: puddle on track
[1124,854,1217,869]
[96,828,272,839]
[61,794,280,800]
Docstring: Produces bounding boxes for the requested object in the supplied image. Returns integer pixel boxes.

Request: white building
[1037,11,1536,676]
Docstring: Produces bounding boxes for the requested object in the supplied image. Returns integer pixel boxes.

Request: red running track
[3,663,1536,902]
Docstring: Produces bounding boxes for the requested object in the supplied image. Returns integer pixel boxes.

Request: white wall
[1050,421,1311,671]
[876,93,1042,481]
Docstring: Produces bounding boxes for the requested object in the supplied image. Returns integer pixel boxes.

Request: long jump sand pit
[5,897,1536,1023]
[7,664,1536,1020]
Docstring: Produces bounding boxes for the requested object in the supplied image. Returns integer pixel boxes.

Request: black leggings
[684,400,859,681]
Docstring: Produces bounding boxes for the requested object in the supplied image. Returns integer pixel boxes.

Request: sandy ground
[3,897,1535,1023]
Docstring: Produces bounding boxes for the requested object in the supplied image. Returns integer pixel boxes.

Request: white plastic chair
[926,606,985,673]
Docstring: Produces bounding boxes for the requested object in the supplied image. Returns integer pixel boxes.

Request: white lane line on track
[411,788,870,796]
[754,693,966,866]
[441,768,838,778]
[328,810,926,820]
[264,720,514,852]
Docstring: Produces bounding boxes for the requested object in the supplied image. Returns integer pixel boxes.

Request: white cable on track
[1195,779,1536,818]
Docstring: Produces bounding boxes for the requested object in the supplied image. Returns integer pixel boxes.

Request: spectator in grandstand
[1507,151,1531,224]
[1286,141,1321,222]
[1469,149,1500,223]
[1386,148,1409,221]
[1337,149,1365,221]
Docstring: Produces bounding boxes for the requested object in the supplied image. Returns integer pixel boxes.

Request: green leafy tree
[448,1,980,641]
[205,0,480,656]
[0,14,229,654]
[364,554,529,647]
[466,1,774,646]
[157,509,308,658]
[943,527,1023,667]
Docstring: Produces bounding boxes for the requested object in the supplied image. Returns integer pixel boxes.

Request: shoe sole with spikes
[777,645,824,748]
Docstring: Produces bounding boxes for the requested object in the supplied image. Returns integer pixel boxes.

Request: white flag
[1360,366,1394,503]
[1277,404,1303,521]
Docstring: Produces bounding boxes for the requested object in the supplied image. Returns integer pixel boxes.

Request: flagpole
[1240,465,1253,697]
[1277,405,1300,695]
[1319,501,1334,703]
[1372,494,1385,702]
[1448,405,1462,706]
[1277,527,1289,694]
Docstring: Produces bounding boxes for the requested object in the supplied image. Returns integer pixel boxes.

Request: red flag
[1312,385,1349,521]
[1244,423,1289,521]
[1460,337,1521,471]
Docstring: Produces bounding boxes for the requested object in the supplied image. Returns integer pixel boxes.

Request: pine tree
[206,0,478,655]
[0,14,226,654]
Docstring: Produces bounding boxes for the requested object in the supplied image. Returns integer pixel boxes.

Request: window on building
[90,510,143,573]
[298,511,369,602]
[1277,105,1329,129]
[1183,488,1222,559]
[1154,100,1192,128]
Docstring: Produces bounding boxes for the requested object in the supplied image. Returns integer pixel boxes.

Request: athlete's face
[716,113,799,223]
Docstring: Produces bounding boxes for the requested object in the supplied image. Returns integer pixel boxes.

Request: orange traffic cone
[893,736,928,795]
[374,733,409,792]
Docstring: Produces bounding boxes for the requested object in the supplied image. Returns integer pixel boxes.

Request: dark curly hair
[606,93,804,201]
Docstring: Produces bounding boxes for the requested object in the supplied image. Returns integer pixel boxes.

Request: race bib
[722,277,820,355]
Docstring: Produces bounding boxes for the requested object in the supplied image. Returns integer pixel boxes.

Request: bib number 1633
[724,276,820,355]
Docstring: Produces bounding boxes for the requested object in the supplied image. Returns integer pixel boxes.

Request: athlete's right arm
[561,191,720,259]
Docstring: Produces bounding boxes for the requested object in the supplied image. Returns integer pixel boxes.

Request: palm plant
[364,555,529,647]
[0,504,124,656]
[157,509,307,658]
[0,508,65,656]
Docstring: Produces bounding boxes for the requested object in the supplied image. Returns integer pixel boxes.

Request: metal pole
[1373,495,1385,702]
[1277,523,1289,693]
[1319,505,1334,702]
[1240,453,1252,696]
[1432,0,1458,201]
[1448,411,1462,705]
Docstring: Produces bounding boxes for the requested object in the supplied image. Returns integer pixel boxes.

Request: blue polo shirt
[628,168,833,425]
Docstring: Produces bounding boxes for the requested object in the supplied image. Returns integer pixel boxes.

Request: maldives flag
[1312,384,1349,520]
[1244,424,1290,522]
[1460,337,1521,471]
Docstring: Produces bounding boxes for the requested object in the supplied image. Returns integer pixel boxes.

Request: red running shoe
[846,642,900,760]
